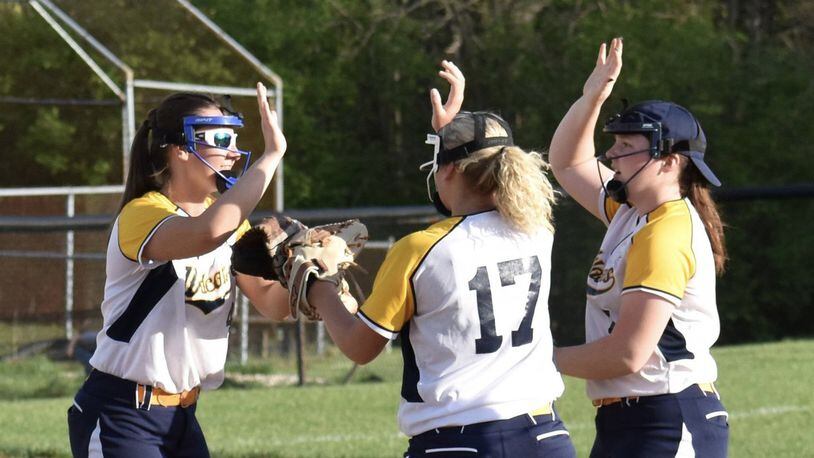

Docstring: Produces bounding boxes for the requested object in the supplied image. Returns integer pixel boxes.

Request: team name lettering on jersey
[184,265,232,314]
[587,251,615,295]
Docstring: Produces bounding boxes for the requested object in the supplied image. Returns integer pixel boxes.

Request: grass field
[1,340,812,457]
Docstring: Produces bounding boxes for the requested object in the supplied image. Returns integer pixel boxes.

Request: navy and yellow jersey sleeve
[622,200,696,306]
[118,191,178,263]
[598,185,623,225]
[358,217,462,340]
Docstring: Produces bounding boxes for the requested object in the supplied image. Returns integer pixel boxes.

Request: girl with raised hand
[307,60,576,458]
[550,38,729,457]
[68,83,290,457]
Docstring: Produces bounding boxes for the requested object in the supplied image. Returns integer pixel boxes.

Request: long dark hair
[118,93,223,211]
[680,163,727,275]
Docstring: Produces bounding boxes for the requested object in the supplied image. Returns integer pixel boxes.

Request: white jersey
[359,210,564,437]
[585,192,720,400]
[89,191,250,393]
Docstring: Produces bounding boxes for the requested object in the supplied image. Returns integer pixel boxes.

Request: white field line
[728,404,812,420]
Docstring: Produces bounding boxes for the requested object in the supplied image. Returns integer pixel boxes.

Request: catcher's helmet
[603,100,720,186]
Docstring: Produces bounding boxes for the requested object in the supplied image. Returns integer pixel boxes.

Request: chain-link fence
[0,188,438,382]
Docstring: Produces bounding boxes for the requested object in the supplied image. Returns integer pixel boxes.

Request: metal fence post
[316,321,325,356]
[240,293,249,365]
[65,191,75,340]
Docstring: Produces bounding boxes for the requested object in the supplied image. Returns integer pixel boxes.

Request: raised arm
[549,38,623,220]
[430,60,465,132]
[144,83,286,261]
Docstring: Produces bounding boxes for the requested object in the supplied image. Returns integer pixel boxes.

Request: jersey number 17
[468,255,542,354]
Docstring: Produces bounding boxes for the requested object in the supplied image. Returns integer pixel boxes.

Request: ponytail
[457,146,556,234]
[118,110,168,211]
[680,163,727,275]
[441,113,557,234]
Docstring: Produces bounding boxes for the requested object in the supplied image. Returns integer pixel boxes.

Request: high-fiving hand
[429,60,465,132]
[582,37,623,104]
[256,82,287,156]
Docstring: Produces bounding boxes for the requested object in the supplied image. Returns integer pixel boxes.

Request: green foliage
[2,0,812,342]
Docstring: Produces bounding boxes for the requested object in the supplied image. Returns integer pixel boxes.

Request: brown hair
[119,93,223,211]
[679,160,727,275]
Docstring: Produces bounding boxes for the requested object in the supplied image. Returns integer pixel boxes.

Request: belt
[592,382,718,408]
[136,384,200,409]
[84,369,201,410]
[414,403,554,439]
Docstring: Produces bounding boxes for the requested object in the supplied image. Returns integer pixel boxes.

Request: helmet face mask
[603,111,668,159]
[421,134,442,203]
[182,115,252,193]
[420,133,451,216]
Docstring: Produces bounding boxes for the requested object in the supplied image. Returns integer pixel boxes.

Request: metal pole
[295,318,306,386]
[124,73,135,180]
[240,293,249,365]
[273,86,284,211]
[65,193,75,340]
[174,0,284,89]
[133,79,258,96]
[316,321,325,356]
[36,0,132,74]
[28,1,124,100]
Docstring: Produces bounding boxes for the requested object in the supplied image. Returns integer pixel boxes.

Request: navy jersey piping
[106,262,179,343]
[621,285,683,302]
[357,309,397,334]
[400,216,466,404]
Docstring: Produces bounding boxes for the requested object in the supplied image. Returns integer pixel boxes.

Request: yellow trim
[530,403,553,416]
[359,217,462,332]
[118,192,179,262]
[623,200,695,300]
[604,195,622,222]
[234,219,252,241]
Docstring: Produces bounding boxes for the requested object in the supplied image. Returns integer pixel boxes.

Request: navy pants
[405,407,576,457]
[67,370,210,458]
[590,384,729,458]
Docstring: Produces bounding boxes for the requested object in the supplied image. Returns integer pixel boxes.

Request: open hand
[430,60,465,132]
[256,82,287,155]
[582,37,623,104]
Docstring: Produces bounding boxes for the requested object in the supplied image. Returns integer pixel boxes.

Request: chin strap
[596,155,654,205]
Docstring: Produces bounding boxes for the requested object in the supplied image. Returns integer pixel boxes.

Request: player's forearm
[309,281,384,365]
[237,274,290,321]
[198,153,283,242]
[554,335,646,380]
[549,95,603,173]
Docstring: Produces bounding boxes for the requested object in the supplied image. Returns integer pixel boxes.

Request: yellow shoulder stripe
[604,194,622,222]
[623,200,695,301]
[360,217,463,334]
[118,192,178,262]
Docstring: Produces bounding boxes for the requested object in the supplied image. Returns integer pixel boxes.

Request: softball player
[308,62,576,457]
[67,84,290,457]
[549,38,729,457]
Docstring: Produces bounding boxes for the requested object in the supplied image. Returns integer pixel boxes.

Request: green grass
[1,340,812,457]
[0,322,65,358]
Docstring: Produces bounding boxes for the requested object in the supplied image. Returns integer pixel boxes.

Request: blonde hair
[440,113,556,234]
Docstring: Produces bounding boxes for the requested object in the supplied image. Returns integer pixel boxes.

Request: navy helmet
[604,100,721,186]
